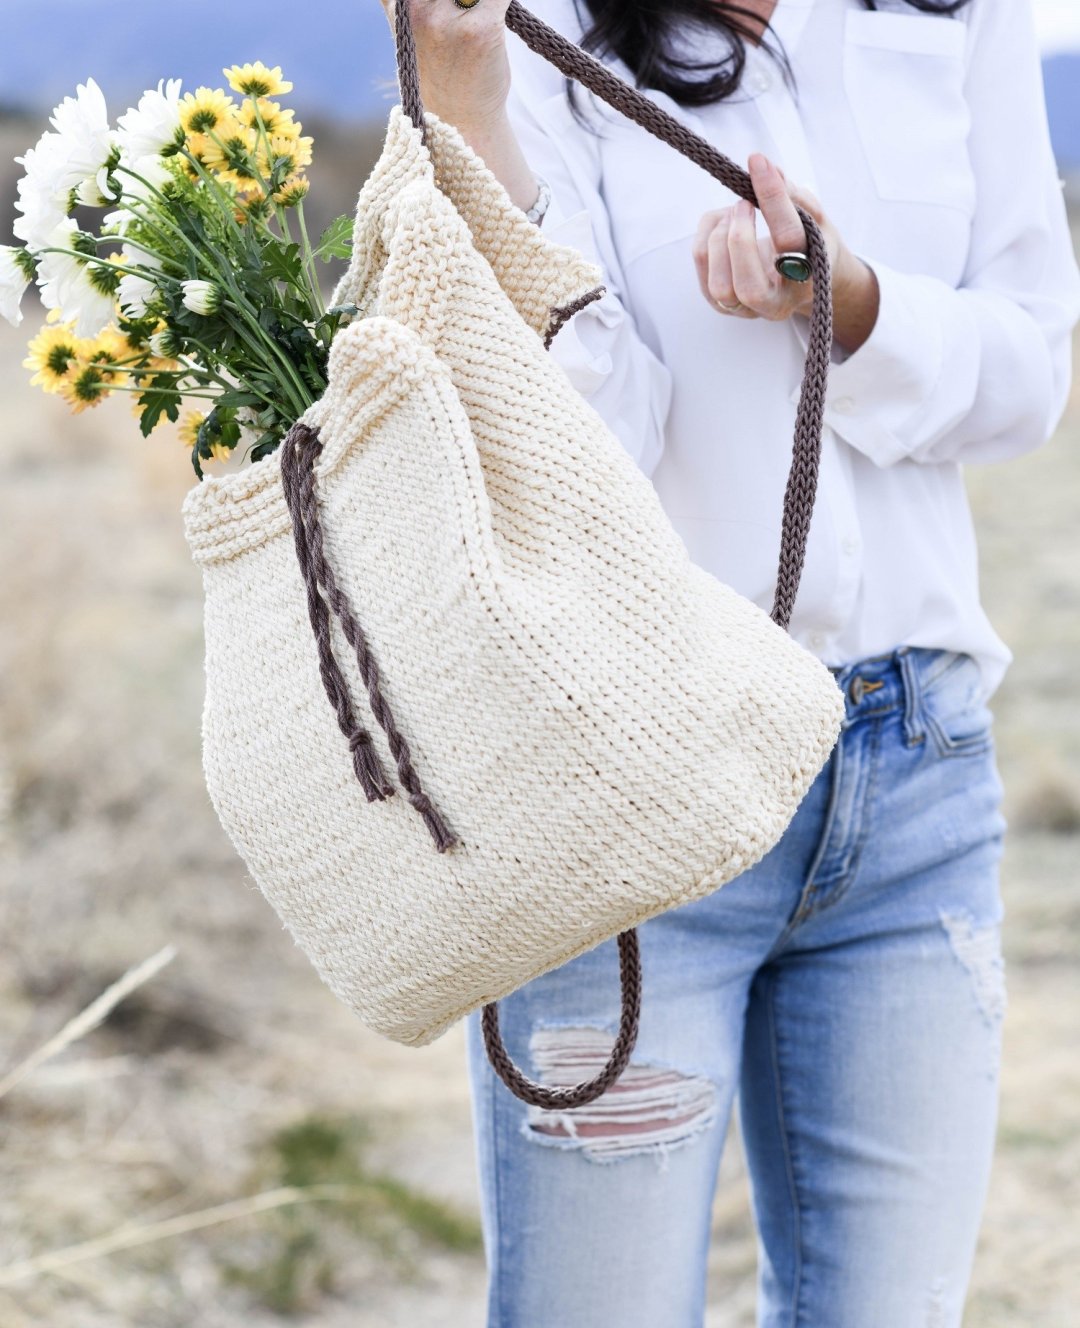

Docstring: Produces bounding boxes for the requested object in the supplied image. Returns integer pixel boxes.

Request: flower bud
[181,278,222,316]
[149,326,183,357]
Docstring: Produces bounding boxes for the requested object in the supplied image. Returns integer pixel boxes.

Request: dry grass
[0,110,1077,1322]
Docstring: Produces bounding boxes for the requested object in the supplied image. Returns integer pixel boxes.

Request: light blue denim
[464,645,1008,1328]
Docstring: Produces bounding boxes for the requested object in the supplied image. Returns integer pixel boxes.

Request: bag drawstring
[279,420,458,853]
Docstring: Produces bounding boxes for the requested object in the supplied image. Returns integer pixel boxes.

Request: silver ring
[774,250,812,283]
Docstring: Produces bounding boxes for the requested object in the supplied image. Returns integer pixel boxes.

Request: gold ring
[453,0,482,8]
[715,298,743,313]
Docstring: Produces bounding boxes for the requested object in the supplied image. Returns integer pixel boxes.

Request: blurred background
[1,3,1078,1325]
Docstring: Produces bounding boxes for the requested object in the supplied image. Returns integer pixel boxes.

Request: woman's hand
[376,0,513,127]
[373,0,541,216]
[693,152,880,353]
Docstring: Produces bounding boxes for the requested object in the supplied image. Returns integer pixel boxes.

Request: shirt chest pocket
[842,10,975,216]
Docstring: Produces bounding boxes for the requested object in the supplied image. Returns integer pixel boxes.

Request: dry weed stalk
[0,1185,365,1287]
[0,944,176,1101]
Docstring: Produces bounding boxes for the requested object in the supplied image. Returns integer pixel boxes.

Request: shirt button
[832,395,856,414]
[841,536,859,556]
[748,69,772,93]
[809,631,826,650]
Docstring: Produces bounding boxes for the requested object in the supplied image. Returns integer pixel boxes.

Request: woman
[380,0,1080,1323]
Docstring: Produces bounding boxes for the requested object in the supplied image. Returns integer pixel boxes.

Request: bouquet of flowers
[1,62,355,476]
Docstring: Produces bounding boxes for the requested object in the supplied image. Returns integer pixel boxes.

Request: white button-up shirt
[504,0,1080,702]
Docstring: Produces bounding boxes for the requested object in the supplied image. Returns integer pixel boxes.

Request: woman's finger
[693,209,728,304]
[727,197,773,314]
[693,209,726,293]
[786,179,826,226]
[705,209,737,308]
[748,152,808,262]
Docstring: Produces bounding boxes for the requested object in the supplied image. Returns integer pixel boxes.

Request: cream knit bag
[181,1,846,1109]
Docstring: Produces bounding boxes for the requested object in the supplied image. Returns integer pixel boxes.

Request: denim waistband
[827,645,972,734]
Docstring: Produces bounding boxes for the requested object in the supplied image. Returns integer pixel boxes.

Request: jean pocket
[921,651,995,759]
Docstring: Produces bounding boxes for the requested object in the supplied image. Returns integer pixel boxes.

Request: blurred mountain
[1043,52,1080,170]
[0,0,398,124]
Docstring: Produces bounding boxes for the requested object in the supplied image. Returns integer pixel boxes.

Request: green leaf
[261,241,304,286]
[250,431,283,463]
[313,214,353,262]
[219,418,242,449]
[139,388,181,436]
[214,390,265,409]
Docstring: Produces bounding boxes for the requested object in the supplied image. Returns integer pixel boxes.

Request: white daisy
[117,244,164,317]
[36,218,117,337]
[0,245,36,326]
[12,130,72,249]
[47,79,120,207]
[116,79,184,159]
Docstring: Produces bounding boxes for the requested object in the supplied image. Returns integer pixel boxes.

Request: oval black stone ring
[453,0,482,7]
[774,251,812,283]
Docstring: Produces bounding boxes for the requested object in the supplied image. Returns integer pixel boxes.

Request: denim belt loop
[896,646,926,746]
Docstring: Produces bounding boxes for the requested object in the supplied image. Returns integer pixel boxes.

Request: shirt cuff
[788,253,947,469]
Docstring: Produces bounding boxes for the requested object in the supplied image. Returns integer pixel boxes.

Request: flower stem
[114,162,311,415]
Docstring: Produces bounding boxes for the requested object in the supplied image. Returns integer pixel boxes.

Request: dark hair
[566,0,974,120]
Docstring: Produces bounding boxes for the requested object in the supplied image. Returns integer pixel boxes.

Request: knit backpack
[180,0,845,1109]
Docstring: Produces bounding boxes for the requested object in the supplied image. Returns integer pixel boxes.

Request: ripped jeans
[464,645,1008,1328]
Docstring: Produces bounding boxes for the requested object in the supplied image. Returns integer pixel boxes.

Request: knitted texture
[182,109,846,1048]
[328,109,606,347]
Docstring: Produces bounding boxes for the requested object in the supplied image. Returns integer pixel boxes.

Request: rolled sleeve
[539,198,673,475]
[790,0,1080,470]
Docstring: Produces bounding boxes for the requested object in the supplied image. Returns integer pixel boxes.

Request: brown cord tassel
[280,420,458,852]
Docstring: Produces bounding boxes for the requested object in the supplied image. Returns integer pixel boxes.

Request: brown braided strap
[280,420,458,853]
[481,930,642,1109]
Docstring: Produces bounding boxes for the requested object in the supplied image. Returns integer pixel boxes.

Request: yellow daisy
[80,325,132,380]
[179,87,237,137]
[57,363,113,413]
[179,408,231,461]
[179,130,212,180]
[179,409,207,450]
[223,62,293,98]
[200,117,261,189]
[236,194,273,224]
[274,175,310,207]
[23,320,83,394]
[239,97,298,136]
[256,131,313,177]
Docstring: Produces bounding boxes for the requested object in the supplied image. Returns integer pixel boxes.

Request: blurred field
[0,116,1077,1323]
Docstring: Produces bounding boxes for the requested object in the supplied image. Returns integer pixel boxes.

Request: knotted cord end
[409,791,459,853]
[349,729,395,801]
